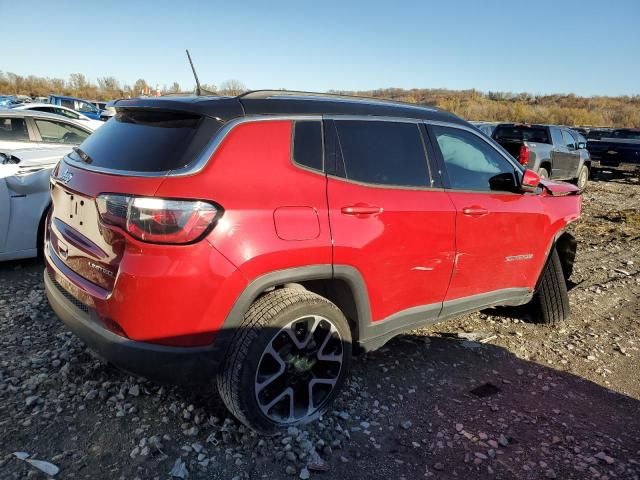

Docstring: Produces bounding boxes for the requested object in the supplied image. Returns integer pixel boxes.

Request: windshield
[493,125,550,144]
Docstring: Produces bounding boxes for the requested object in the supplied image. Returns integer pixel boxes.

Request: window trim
[290,119,325,174]
[427,121,524,195]
[325,116,435,191]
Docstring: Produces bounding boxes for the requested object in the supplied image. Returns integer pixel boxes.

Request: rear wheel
[217,288,352,434]
[538,167,550,179]
[531,248,570,325]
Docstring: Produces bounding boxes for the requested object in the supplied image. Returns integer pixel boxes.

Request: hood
[540,178,580,196]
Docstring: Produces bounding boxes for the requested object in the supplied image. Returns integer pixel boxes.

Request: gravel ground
[1,172,639,480]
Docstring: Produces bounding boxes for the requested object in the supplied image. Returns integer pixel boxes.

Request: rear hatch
[48,107,226,292]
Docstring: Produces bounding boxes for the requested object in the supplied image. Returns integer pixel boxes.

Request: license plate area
[52,186,95,232]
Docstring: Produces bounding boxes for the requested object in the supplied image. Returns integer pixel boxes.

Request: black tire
[217,288,352,434]
[538,167,550,179]
[531,248,570,325]
[36,206,50,259]
[574,165,589,190]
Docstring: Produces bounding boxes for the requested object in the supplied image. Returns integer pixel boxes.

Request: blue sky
[2,0,639,96]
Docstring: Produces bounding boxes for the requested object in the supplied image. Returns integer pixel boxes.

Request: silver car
[0,147,69,261]
[0,110,92,151]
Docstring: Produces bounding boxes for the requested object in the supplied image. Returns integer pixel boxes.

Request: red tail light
[518,145,530,166]
[96,194,221,244]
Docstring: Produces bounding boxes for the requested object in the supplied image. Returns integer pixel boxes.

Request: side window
[56,107,79,120]
[432,125,518,192]
[292,121,323,171]
[60,99,75,109]
[550,127,564,147]
[0,117,29,142]
[333,120,429,187]
[76,101,97,114]
[34,119,89,144]
[562,130,576,150]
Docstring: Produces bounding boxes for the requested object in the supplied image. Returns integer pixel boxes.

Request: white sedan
[0,147,69,261]
[13,103,104,130]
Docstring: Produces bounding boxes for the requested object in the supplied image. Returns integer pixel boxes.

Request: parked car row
[473,121,640,177]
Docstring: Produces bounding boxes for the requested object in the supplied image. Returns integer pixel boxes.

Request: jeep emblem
[59,170,73,184]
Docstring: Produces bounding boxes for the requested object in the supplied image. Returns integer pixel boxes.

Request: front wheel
[217,288,352,434]
[538,167,549,179]
[575,165,589,190]
[530,248,570,325]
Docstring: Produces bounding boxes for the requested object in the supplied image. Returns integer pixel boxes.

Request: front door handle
[341,204,383,216]
[462,206,489,217]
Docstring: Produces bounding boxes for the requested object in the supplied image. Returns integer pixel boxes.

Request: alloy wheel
[254,315,344,424]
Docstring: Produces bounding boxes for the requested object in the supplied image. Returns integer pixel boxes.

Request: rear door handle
[341,204,383,216]
[462,206,489,217]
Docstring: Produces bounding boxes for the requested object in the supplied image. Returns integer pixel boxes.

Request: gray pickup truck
[492,124,591,189]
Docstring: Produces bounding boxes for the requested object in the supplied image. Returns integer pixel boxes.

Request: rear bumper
[44,269,231,384]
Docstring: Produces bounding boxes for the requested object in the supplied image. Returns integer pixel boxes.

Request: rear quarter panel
[153,120,333,280]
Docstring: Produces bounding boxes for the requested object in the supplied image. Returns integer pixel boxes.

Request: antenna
[186,49,201,96]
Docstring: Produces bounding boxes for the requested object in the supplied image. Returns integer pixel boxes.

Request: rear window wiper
[72,146,93,164]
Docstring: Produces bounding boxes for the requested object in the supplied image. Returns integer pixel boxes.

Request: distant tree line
[2,71,638,127]
[0,71,247,101]
[330,88,640,128]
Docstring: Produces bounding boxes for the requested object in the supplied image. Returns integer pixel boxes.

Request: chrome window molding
[62,115,322,178]
[61,113,522,182]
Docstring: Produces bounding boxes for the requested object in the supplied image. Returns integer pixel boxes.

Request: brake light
[518,145,530,166]
[96,194,220,244]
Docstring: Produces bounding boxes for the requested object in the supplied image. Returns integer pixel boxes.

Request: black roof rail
[236,89,435,109]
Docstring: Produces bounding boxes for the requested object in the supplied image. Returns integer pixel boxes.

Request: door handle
[341,204,383,216]
[462,206,489,216]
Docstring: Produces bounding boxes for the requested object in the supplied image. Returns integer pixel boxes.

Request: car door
[428,123,549,307]
[325,118,456,324]
[0,117,34,150]
[562,130,582,179]
[549,126,571,179]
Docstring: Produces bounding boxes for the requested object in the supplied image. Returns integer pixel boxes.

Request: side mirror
[521,169,541,193]
[577,142,587,149]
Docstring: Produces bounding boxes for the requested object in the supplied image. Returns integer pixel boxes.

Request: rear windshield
[493,126,550,144]
[611,130,640,140]
[68,109,222,172]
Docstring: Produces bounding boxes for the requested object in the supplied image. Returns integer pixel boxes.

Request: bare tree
[218,79,247,96]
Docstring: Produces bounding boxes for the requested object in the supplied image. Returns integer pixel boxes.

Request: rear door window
[34,119,90,144]
[0,117,29,142]
[562,130,576,150]
[550,127,564,147]
[332,120,429,187]
[68,109,222,173]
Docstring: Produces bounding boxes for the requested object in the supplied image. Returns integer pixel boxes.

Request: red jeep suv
[44,91,581,433]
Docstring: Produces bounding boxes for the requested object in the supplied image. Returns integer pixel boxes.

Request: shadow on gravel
[2,259,639,479]
[591,169,640,186]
